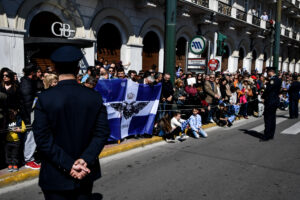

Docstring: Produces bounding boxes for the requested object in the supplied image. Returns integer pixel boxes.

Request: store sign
[189,36,206,55]
[187,58,206,70]
[51,22,75,38]
[208,59,219,71]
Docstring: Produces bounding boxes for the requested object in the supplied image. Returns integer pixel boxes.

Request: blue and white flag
[95,79,162,141]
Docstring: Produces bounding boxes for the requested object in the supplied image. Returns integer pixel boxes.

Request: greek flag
[95,79,162,141]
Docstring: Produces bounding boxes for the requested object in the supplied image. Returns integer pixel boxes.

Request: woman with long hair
[0,70,21,111]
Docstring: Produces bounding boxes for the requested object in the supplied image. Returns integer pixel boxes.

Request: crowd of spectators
[0,58,299,170]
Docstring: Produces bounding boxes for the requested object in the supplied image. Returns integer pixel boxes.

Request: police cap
[51,46,83,63]
[266,67,276,72]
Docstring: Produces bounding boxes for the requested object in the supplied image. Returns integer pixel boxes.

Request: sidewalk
[0,122,218,188]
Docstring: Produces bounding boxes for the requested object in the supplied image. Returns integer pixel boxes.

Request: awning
[24,37,94,48]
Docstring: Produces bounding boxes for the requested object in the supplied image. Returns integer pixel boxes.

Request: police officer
[288,75,300,119]
[33,46,110,200]
[261,67,282,141]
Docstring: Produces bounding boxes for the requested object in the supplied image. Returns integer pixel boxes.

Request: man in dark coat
[20,64,37,125]
[160,73,174,118]
[261,67,282,141]
[33,46,110,199]
[288,75,300,119]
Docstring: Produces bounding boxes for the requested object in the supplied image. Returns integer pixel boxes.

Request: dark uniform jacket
[288,81,300,101]
[262,76,282,109]
[33,80,110,191]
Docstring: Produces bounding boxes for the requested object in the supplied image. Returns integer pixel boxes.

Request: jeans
[24,130,36,162]
[239,102,248,117]
[5,141,21,165]
[192,128,207,138]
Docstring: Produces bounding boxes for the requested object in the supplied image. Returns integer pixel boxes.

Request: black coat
[0,85,21,111]
[20,76,36,124]
[262,76,282,109]
[288,81,300,101]
[161,80,174,100]
[33,80,110,191]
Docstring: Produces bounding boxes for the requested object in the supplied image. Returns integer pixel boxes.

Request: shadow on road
[239,129,265,140]
[92,193,103,200]
[276,115,289,119]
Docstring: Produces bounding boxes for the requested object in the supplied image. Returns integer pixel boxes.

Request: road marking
[281,121,300,135]
[251,116,288,132]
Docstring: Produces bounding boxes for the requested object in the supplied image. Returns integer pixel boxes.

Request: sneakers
[25,161,41,170]
[165,138,175,143]
[8,165,13,172]
[8,165,18,172]
[181,134,189,140]
[13,165,19,172]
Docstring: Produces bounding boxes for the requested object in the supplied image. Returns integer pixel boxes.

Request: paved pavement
[0,110,299,200]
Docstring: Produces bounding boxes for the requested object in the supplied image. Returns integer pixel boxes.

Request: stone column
[124,36,143,73]
[0,28,25,77]
[289,60,295,73]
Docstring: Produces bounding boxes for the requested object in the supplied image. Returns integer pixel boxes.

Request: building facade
[0,0,299,76]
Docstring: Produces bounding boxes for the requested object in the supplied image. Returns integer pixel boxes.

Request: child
[171,112,189,140]
[6,109,26,172]
[257,89,264,117]
[214,103,231,127]
[188,108,207,139]
[279,93,289,111]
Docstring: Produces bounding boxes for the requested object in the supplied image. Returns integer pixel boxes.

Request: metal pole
[207,40,211,74]
[273,0,282,75]
[269,29,274,67]
[185,41,189,74]
[213,32,217,58]
[165,0,177,83]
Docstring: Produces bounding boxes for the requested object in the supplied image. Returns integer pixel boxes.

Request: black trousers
[42,183,93,200]
[165,127,181,140]
[264,105,277,139]
[289,99,299,118]
[5,141,21,165]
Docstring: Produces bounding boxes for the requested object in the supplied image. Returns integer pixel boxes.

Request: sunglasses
[3,74,9,77]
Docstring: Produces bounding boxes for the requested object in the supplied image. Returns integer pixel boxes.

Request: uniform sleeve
[80,101,110,166]
[33,99,75,172]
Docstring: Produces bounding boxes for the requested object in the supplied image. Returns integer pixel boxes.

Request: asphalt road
[1,110,300,200]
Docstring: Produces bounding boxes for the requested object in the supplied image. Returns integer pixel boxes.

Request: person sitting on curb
[213,103,232,127]
[171,112,189,141]
[188,108,207,139]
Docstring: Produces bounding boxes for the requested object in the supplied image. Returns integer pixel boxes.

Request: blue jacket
[189,114,202,132]
[33,80,110,191]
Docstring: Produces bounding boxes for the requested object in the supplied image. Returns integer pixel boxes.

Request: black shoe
[260,138,269,142]
[227,121,233,127]
[260,135,269,142]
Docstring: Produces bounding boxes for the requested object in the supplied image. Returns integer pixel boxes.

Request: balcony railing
[218,2,232,16]
[266,21,272,29]
[253,16,261,26]
[236,9,246,21]
[192,0,209,8]
[285,29,290,37]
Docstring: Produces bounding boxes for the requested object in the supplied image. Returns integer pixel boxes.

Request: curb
[0,136,164,188]
[0,123,219,188]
